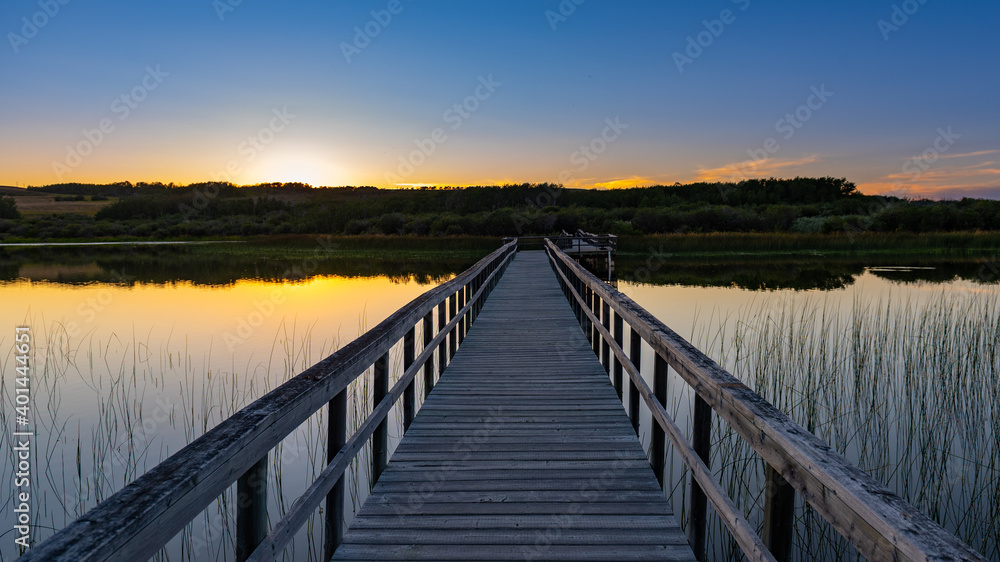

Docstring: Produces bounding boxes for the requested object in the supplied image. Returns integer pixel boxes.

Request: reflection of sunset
[1,276,431,360]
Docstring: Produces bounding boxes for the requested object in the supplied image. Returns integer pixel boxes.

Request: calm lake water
[1,245,997,561]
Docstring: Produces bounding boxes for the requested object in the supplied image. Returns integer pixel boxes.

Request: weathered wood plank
[335,544,695,561]
[334,252,693,561]
[335,527,688,545]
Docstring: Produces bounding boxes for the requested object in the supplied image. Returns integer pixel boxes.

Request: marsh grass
[0,291,452,562]
[0,304,444,562]
[655,289,1000,560]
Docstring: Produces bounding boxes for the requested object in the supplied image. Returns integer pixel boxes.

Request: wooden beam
[236,455,268,562]
[323,389,347,561]
[762,464,795,562]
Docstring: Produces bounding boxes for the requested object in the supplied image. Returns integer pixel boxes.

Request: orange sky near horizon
[6,148,999,200]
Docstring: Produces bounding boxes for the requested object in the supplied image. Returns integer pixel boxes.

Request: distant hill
[0,186,45,196]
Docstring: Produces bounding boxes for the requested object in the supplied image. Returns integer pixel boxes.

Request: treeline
[2,178,1000,240]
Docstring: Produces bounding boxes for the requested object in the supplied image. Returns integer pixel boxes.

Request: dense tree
[5,179,1000,240]
[0,196,20,219]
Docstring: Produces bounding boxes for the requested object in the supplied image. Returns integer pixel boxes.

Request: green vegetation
[619,232,1000,257]
[3,178,1000,242]
[0,196,19,219]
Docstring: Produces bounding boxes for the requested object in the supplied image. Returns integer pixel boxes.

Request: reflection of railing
[544,238,984,562]
[25,242,517,562]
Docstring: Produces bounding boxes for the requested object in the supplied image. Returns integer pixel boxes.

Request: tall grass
[675,289,1000,560]
[0,302,444,561]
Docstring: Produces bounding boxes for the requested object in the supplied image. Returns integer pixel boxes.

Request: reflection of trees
[614,257,1000,291]
[4,245,998,291]
[0,246,472,287]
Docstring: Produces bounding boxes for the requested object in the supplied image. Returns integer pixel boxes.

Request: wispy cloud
[693,155,820,183]
[940,149,1000,160]
[861,158,1000,199]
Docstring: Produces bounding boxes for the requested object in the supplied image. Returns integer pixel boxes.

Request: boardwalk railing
[544,239,984,562]
[503,230,617,256]
[25,241,517,562]
[567,229,617,255]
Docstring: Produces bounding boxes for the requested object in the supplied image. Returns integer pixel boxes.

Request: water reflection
[615,255,1000,290]
[0,244,477,286]
[3,246,997,560]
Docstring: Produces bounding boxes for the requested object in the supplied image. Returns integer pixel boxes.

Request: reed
[664,289,1000,560]
[0,312,418,561]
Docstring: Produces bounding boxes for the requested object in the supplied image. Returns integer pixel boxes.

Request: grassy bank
[617,231,1000,257]
[4,232,1000,260]
[231,234,503,259]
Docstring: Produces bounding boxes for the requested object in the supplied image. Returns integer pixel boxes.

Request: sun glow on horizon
[246,150,345,188]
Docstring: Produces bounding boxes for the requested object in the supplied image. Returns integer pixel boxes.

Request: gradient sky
[2,0,998,198]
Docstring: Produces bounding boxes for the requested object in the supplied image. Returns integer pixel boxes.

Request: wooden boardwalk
[334,252,695,561]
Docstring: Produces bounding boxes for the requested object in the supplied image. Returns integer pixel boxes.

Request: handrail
[25,241,517,562]
[246,256,506,560]
[544,239,984,562]
[504,232,617,254]
[547,248,775,562]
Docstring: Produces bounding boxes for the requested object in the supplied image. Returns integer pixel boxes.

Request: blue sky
[2,0,998,198]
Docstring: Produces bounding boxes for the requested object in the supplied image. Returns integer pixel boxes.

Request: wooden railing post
[689,396,711,561]
[472,273,481,321]
[584,286,593,345]
[763,464,795,562]
[423,312,434,398]
[449,294,457,359]
[458,285,467,344]
[437,302,447,375]
[613,313,623,399]
[628,328,641,435]
[601,301,611,374]
[464,284,472,334]
[571,274,581,322]
[403,327,415,431]
[651,354,667,486]
[323,389,347,560]
[587,291,601,352]
[372,352,389,481]
[236,455,268,562]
